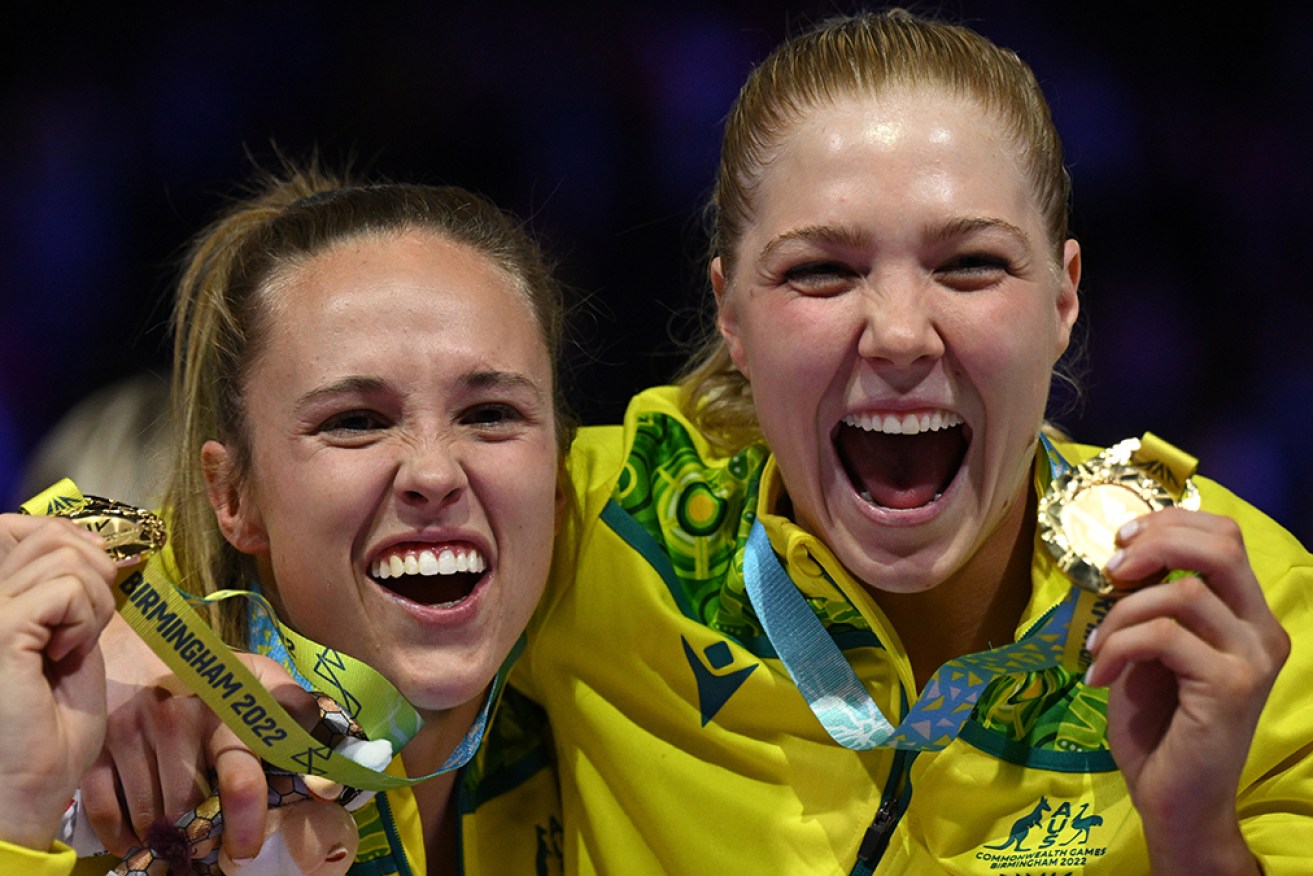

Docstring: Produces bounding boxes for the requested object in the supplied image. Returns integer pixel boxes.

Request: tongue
[836,425,965,510]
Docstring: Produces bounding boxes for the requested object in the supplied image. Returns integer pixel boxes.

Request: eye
[461,403,525,434]
[936,253,1012,290]
[318,410,390,435]
[782,261,859,296]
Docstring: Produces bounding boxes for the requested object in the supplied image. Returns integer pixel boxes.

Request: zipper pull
[857,799,898,866]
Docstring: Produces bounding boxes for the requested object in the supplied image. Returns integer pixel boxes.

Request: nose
[855,284,945,370]
[396,437,468,508]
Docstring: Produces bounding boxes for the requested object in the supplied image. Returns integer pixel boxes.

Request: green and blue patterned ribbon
[743,438,1081,751]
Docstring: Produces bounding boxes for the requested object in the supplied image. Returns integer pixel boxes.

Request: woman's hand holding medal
[1087,508,1289,873]
[0,513,117,851]
[82,637,316,861]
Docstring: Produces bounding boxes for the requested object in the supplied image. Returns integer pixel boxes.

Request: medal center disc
[1059,483,1152,571]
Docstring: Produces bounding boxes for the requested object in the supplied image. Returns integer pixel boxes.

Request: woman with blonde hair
[507,9,1310,873]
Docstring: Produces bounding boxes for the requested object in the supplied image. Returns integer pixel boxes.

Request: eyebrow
[463,369,546,400]
[759,225,871,261]
[925,216,1031,247]
[759,215,1033,261]
[294,370,546,411]
[295,376,389,410]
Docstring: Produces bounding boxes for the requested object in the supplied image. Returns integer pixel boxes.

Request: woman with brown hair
[8,166,573,875]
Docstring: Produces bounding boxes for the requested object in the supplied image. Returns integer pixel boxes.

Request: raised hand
[0,513,117,850]
[82,641,321,863]
[1086,507,1289,875]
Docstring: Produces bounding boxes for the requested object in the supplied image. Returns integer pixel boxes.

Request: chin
[394,663,496,716]
[824,498,977,594]
[842,549,951,595]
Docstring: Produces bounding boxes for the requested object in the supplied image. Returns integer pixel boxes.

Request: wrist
[0,806,62,853]
[1143,817,1260,876]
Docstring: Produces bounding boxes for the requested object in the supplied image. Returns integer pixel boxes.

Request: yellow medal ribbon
[200,587,423,749]
[22,478,475,791]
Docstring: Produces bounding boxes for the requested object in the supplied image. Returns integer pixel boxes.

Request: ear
[711,256,749,377]
[201,440,269,555]
[1054,238,1081,356]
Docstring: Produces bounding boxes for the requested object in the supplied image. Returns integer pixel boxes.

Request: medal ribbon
[743,438,1115,751]
[23,478,509,790]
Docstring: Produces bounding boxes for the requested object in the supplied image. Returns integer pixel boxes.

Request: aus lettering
[229,692,289,746]
[1040,801,1104,849]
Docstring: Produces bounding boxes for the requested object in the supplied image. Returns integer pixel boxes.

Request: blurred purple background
[3,2,1312,542]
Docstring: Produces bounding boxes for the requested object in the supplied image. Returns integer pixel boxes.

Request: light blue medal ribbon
[743,521,896,748]
[743,438,1077,751]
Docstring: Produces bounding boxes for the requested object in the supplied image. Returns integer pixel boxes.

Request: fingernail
[1116,518,1141,542]
[1085,626,1099,652]
[1105,550,1125,574]
[302,774,345,801]
[1083,661,1099,686]
[229,857,256,867]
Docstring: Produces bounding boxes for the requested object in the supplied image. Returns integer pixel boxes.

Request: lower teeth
[856,490,944,506]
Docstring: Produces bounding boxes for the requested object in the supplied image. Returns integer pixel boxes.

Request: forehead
[252,229,550,380]
[776,85,1022,168]
[747,88,1039,235]
[266,228,528,319]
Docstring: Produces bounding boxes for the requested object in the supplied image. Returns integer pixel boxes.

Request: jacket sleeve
[0,839,77,876]
[1198,477,1313,873]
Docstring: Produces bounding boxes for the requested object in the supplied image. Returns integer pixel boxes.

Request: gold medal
[1039,433,1200,594]
[55,495,168,566]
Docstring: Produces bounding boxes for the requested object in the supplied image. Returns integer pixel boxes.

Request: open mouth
[369,545,487,606]
[835,410,969,510]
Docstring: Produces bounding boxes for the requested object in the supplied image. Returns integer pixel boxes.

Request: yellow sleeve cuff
[0,838,77,876]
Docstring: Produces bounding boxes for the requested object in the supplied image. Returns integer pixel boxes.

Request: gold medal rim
[1039,438,1200,595]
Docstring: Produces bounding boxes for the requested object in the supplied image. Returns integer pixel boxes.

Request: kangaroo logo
[985,797,1051,852]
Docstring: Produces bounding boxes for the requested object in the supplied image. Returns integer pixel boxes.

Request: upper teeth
[371,546,487,580]
[842,410,963,435]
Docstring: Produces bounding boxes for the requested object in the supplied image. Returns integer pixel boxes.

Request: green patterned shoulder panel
[612,411,767,639]
[608,411,876,648]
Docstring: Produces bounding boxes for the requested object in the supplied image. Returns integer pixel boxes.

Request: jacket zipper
[856,797,899,866]
[371,789,416,876]
[852,747,914,874]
